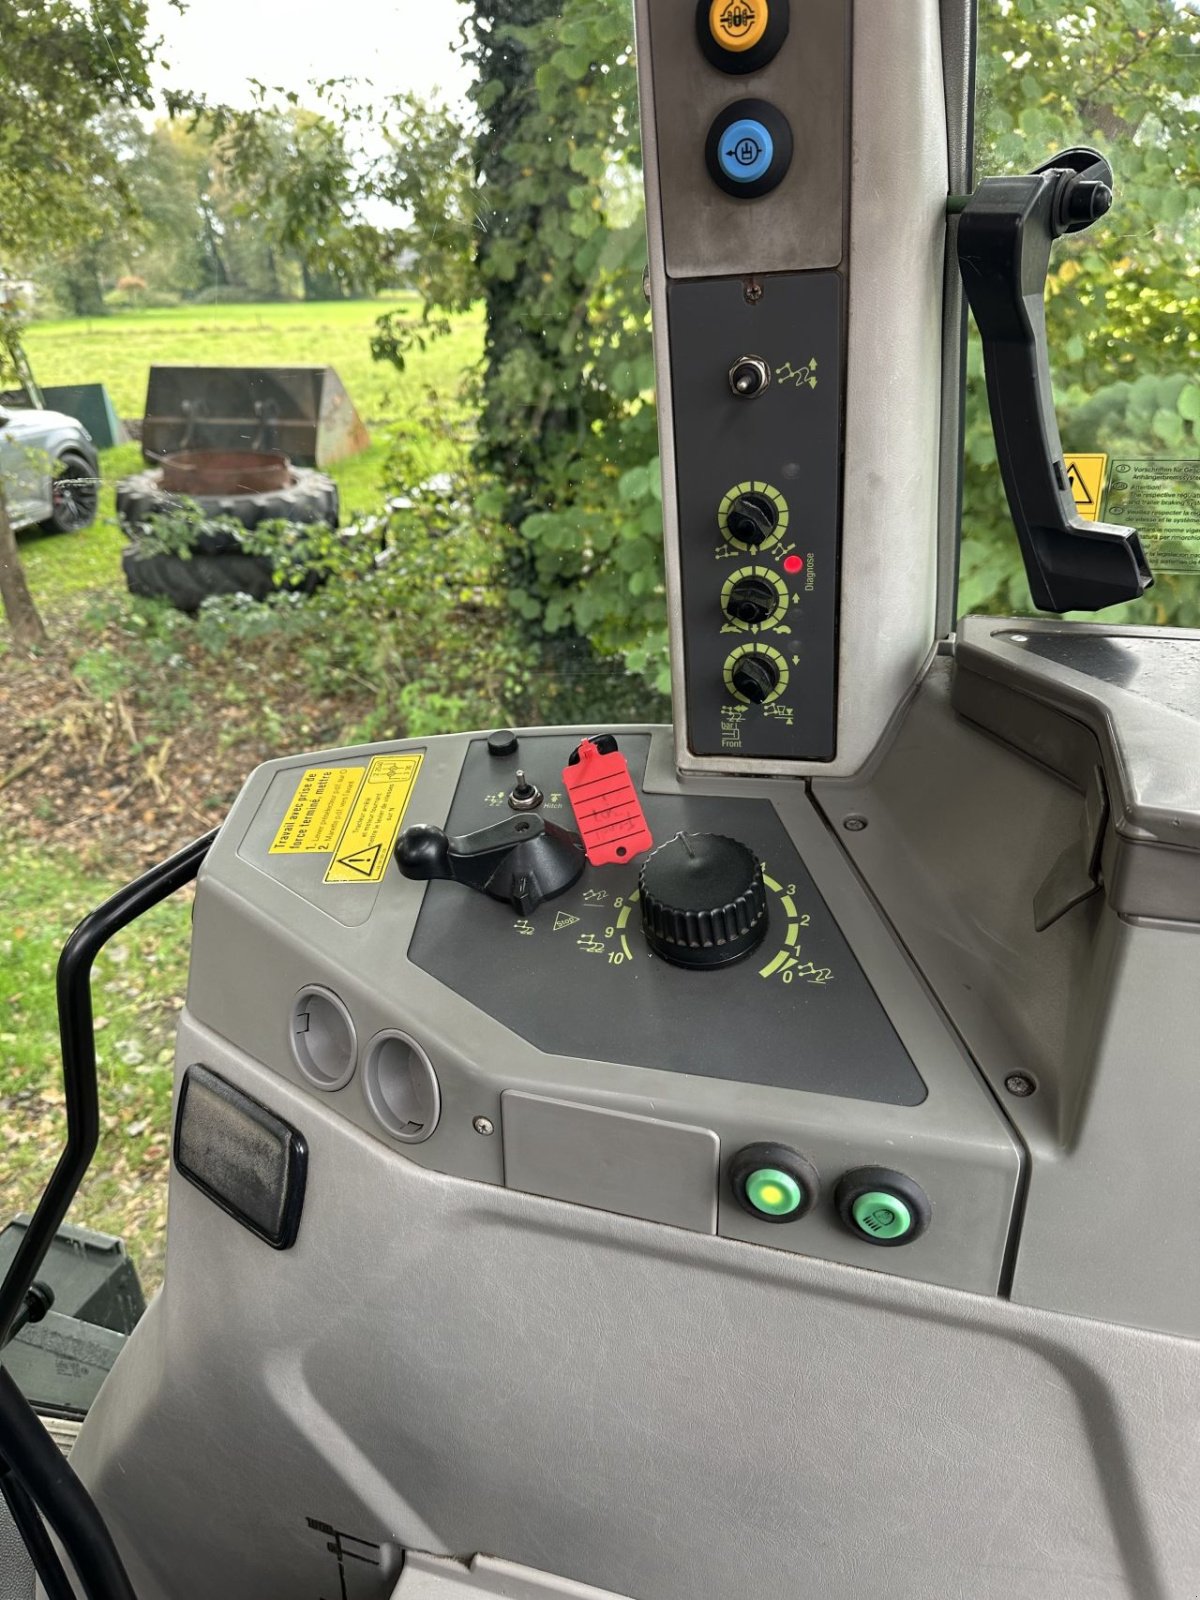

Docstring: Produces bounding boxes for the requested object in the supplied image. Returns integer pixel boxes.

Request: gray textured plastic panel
[394,1553,634,1599]
[409,734,924,1105]
[65,1039,1200,1600]
[1010,628,1200,721]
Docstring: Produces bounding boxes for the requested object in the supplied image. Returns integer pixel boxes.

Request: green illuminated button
[851,1191,913,1241]
[745,1167,804,1218]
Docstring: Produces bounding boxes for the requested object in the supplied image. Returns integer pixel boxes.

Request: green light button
[852,1191,913,1241]
[745,1167,804,1218]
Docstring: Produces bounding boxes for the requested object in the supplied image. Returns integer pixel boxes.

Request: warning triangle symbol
[553,911,581,931]
[1066,462,1095,508]
[336,843,382,877]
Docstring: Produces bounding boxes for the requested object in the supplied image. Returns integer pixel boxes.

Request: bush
[104,286,182,310]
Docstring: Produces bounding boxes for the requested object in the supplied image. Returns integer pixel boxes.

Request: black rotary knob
[730,652,780,704]
[725,574,779,626]
[725,492,779,547]
[639,833,769,969]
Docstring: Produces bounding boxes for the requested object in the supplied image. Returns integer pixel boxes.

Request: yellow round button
[709,0,770,53]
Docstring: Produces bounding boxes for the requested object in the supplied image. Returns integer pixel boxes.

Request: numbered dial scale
[409,733,925,1106]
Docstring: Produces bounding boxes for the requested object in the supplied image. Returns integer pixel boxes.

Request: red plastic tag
[562,737,654,867]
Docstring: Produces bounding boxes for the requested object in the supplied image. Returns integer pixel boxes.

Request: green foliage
[962,0,1200,622]
[248,420,528,739]
[460,0,669,692]
[0,1,163,267]
[172,88,483,312]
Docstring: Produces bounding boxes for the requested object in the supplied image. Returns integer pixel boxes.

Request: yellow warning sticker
[324,753,424,885]
[1064,453,1108,522]
[270,767,365,855]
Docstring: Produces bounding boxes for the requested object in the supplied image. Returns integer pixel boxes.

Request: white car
[0,403,100,533]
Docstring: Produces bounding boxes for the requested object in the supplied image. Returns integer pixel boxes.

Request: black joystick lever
[396,814,586,916]
[956,147,1152,614]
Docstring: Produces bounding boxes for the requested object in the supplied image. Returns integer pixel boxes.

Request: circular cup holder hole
[364,1033,441,1144]
[290,987,357,1090]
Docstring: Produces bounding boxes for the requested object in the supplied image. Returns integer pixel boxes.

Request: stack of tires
[116,465,340,613]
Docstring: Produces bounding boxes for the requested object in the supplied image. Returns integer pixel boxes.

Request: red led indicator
[783,555,804,575]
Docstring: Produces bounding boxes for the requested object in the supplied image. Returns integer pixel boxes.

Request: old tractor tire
[121,550,280,613]
[116,467,339,553]
[116,466,339,609]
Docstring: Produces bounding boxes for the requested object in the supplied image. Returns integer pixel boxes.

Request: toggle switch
[728,356,771,399]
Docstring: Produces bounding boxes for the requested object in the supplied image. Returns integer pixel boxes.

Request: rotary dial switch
[639,833,770,969]
[725,573,780,626]
[725,491,779,547]
[730,651,781,703]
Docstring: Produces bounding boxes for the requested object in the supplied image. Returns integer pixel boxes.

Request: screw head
[843,815,868,833]
[473,1115,495,1136]
[1005,1073,1036,1098]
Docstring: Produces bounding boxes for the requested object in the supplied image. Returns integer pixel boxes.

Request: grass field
[1,844,192,1288]
[17,297,484,609]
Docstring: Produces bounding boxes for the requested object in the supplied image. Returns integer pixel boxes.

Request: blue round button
[717,119,775,184]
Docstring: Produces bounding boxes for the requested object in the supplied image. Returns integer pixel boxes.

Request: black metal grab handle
[0,1366,137,1600]
[0,828,217,1349]
[0,1449,78,1600]
[956,147,1153,614]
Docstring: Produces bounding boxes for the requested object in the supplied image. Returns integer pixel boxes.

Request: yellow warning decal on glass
[270,767,366,855]
[324,753,424,885]
[1064,453,1108,522]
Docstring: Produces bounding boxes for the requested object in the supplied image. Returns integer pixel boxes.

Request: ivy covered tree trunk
[464,0,670,701]
[465,0,588,520]
[0,485,47,651]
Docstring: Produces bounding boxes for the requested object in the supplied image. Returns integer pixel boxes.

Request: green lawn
[18,298,484,610]
[22,297,480,426]
[0,840,192,1289]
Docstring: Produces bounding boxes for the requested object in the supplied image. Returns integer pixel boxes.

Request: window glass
[963,0,1200,622]
[0,0,656,1294]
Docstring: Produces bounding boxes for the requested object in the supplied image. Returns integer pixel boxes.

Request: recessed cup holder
[364,1032,441,1144]
[290,987,357,1091]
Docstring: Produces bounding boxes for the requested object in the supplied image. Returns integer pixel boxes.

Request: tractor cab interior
[2,1,1200,1597]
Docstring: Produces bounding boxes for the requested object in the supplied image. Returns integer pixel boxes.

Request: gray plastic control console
[192,725,1019,1294]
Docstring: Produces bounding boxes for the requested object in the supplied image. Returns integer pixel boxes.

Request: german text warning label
[1105,459,1200,576]
[270,767,365,854]
[324,754,424,885]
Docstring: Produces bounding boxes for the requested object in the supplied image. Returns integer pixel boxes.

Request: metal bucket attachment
[141,366,371,468]
[158,450,294,495]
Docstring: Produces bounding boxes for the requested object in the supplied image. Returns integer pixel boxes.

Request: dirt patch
[1,601,372,876]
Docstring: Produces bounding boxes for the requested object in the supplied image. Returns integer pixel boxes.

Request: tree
[460,0,667,690]
[0,1,162,262]
[0,0,164,646]
[197,102,397,302]
[0,312,47,650]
